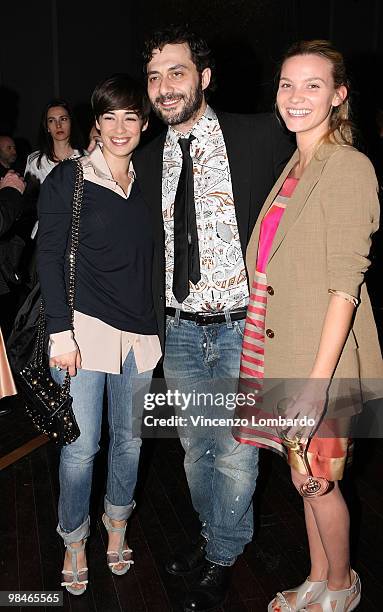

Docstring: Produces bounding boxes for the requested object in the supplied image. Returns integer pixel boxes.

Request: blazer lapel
[216,112,251,257]
[267,150,329,263]
[138,131,166,214]
[134,131,167,251]
[246,151,298,269]
[245,143,336,278]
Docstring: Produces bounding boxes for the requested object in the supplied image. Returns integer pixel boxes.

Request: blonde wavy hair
[278,40,353,146]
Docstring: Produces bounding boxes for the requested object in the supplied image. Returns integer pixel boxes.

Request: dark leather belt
[165,307,247,326]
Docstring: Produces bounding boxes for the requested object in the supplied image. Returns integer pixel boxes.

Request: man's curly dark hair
[143,25,216,93]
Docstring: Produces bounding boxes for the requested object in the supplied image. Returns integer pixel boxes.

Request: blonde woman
[235,41,382,612]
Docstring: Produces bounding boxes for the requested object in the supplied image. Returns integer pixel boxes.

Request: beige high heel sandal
[301,569,361,612]
[268,577,327,611]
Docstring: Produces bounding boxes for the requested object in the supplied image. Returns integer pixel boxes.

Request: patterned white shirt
[162,106,249,312]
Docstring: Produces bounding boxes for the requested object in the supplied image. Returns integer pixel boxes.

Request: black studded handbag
[15,160,84,445]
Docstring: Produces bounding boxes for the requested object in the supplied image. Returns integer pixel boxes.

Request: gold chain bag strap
[17,160,84,445]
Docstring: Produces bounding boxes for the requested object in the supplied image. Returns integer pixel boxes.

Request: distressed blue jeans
[52,350,153,545]
[163,313,259,566]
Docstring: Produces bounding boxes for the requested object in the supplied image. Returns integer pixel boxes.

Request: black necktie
[172,136,201,303]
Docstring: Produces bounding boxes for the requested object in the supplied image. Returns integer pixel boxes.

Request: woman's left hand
[49,349,82,377]
[278,378,330,442]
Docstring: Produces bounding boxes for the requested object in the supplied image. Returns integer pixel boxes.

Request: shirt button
[267,286,274,295]
[266,329,275,338]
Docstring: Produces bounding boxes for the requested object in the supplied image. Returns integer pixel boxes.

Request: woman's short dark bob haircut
[91,73,151,121]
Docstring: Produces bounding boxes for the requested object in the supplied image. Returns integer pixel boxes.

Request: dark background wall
[0,0,382,150]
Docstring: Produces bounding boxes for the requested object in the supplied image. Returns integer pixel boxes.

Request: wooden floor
[0,399,382,612]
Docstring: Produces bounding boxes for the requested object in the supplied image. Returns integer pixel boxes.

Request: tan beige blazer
[246,142,383,383]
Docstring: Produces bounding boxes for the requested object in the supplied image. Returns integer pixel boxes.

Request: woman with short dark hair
[37,74,161,595]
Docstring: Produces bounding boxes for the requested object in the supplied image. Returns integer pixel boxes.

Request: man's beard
[152,81,204,126]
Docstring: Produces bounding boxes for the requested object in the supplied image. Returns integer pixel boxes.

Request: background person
[0,172,24,415]
[236,40,382,612]
[87,123,102,153]
[0,327,17,411]
[0,170,26,339]
[37,74,162,595]
[0,135,18,178]
[24,99,85,285]
[24,99,84,189]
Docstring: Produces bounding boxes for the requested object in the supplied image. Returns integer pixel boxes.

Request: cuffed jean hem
[104,495,136,521]
[56,516,90,545]
[205,555,236,567]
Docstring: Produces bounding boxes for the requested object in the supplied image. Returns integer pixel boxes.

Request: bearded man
[134,26,294,612]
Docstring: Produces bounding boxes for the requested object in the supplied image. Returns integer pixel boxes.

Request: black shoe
[166,535,207,576]
[183,561,230,611]
[0,407,11,416]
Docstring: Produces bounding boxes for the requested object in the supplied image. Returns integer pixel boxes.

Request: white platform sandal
[102,513,134,576]
[61,540,88,596]
[268,577,327,611]
[301,570,361,612]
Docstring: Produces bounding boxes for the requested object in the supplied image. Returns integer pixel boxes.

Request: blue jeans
[163,313,259,566]
[52,350,153,545]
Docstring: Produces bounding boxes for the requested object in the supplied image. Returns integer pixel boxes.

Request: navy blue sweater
[37,161,157,336]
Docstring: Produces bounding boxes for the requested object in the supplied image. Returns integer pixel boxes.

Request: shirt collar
[84,144,135,181]
[166,105,217,152]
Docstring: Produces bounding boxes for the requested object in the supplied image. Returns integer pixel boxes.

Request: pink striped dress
[234,177,351,481]
[234,177,298,456]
